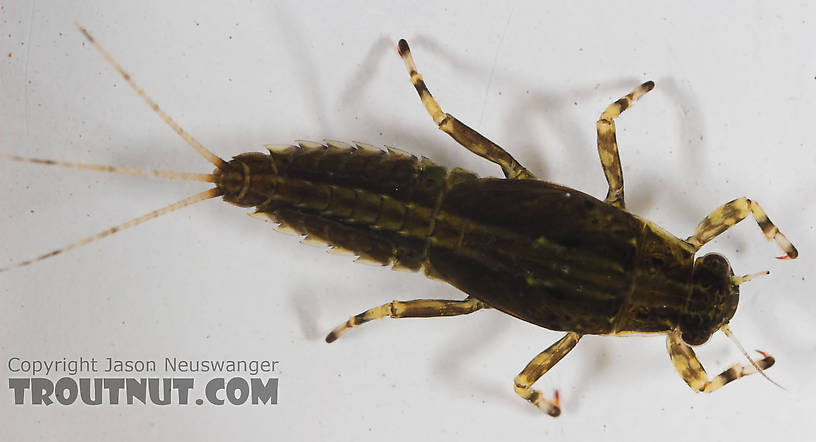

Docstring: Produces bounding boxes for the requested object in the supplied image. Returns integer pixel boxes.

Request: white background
[1,1,814,440]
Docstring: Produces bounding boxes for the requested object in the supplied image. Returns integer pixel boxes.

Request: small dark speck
[228,77,232,82]
[699,135,704,141]
[29,209,34,214]
[228,35,233,40]
[498,91,502,95]
[378,132,383,136]
[59,32,63,37]
[573,101,578,106]
[194,21,200,26]
[578,47,583,52]
[20,41,24,46]
[735,249,740,253]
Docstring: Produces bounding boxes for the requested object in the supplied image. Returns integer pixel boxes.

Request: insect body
[2,29,798,417]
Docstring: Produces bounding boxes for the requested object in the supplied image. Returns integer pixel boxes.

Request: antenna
[721,324,784,390]
[731,270,770,286]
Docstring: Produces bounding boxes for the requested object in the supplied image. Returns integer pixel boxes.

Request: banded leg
[666,331,775,393]
[514,332,581,417]
[397,39,534,180]
[325,297,487,343]
[596,81,655,208]
[686,197,798,259]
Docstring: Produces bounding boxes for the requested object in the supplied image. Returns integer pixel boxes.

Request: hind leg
[397,39,533,180]
[325,296,487,342]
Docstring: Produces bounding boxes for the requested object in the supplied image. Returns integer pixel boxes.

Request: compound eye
[702,253,729,271]
[681,329,712,346]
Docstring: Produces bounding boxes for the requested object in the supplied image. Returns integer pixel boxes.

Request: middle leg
[514,332,581,417]
[596,81,655,208]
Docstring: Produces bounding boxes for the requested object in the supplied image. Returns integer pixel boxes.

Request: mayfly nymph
[1,27,798,417]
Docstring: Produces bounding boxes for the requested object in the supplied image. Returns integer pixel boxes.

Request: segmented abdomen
[230,140,477,271]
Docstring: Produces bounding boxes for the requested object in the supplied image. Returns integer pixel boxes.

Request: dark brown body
[216,142,701,338]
